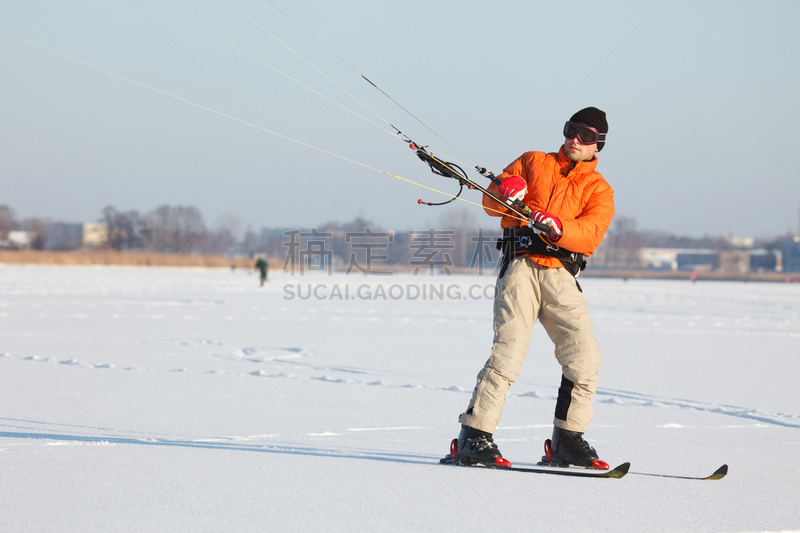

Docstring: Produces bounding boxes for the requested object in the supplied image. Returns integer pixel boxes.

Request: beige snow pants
[459,256,603,434]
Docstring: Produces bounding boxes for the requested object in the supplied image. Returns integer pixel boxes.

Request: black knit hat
[569,107,608,151]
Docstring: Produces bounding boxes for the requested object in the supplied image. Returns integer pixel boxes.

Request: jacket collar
[557,146,598,177]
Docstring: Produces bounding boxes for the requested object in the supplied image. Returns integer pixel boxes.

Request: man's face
[563,136,598,162]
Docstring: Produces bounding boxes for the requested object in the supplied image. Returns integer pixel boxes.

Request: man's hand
[498,175,527,202]
[531,210,563,242]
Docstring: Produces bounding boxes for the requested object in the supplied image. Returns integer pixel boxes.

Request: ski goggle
[563,121,605,145]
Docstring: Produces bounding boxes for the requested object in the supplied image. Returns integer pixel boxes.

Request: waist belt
[496,226,587,279]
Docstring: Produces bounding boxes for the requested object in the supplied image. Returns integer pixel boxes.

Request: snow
[1,264,799,532]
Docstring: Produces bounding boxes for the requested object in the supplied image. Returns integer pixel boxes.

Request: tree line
[1,204,240,256]
[1,204,791,269]
[0,204,504,269]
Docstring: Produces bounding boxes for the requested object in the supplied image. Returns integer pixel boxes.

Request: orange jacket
[483,147,615,269]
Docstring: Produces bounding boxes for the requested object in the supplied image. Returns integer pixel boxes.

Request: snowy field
[1,264,799,532]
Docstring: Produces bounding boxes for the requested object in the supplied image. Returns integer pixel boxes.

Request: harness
[496,226,587,279]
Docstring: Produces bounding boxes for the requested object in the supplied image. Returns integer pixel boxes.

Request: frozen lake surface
[1,264,799,532]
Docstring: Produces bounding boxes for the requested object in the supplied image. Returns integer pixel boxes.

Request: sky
[1,0,799,239]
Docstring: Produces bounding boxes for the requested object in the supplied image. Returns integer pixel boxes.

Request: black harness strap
[496,226,587,279]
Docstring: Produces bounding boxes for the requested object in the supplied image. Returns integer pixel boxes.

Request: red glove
[498,175,527,202]
[532,210,563,241]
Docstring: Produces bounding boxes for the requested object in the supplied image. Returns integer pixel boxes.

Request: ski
[628,464,728,481]
[440,454,630,479]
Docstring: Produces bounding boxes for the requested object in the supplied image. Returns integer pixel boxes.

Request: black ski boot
[454,425,505,466]
[543,427,608,470]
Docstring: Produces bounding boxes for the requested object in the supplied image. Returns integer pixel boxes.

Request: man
[255,256,269,286]
[455,107,615,468]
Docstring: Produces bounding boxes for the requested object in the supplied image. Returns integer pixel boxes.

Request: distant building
[82,223,108,248]
[637,247,782,274]
[638,248,681,271]
[749,249,778,272]
[44,223,108,251]
[718,251,750,275]
[721,235,755,248]
[44,224,83,250]
[776,237,800,273]
[0,230,36,249]
[638,248,720,271]
[676,250,718,271]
